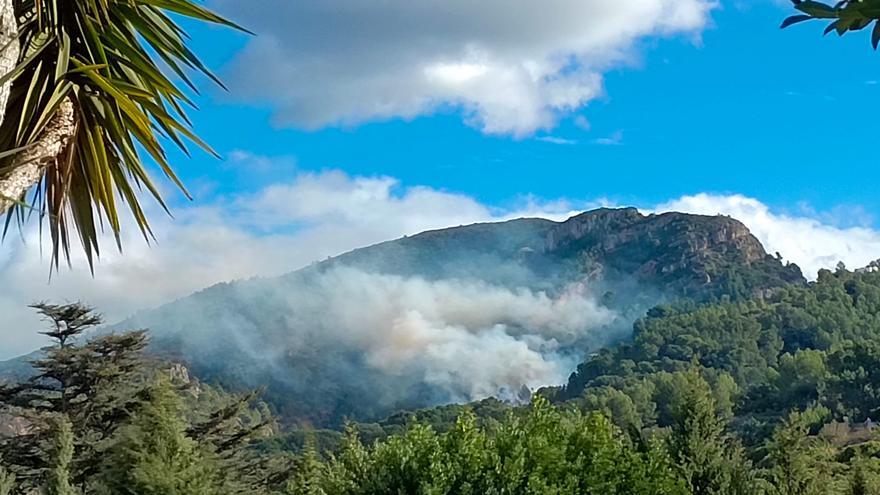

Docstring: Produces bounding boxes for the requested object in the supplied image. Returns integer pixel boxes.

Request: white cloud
[536,136,577,145]
[3,172,880,360]
[592,130,625,146]
[211,0,717,136]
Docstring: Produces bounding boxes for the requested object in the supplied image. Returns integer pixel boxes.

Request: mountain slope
[2,208,805,427]
[325,207,802,300]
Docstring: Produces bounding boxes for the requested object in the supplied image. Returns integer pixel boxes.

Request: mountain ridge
[1,208,806,427]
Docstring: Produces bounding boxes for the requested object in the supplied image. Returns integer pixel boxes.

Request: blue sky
[7,0,880,358]
[166,1,879,218]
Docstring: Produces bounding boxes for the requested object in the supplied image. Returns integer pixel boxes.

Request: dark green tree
[94,380,220,495]
[0,303,278,492]
[668,370,754,495]
[0,303,149,486]
[763,409,840,495]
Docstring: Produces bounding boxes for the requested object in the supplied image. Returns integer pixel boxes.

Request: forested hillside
[2,213,876,494]
[268,266,880,494]
[99,208,804,427]
[9,280,880,493]
[559,264,880,439]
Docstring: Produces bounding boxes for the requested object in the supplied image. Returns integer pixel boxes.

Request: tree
[762,409,840,495]
[95,380,221,495]
[668,370,754,495]
[783,1,880,49]
[1,303,280,492]
[285,440,327,495]
[45,415,76,495]
[582,386,643,430]
[848,456,880,495]
[0,0,245,267]
[0,303,150,486]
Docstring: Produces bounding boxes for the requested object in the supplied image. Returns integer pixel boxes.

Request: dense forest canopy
[6,265,880,492]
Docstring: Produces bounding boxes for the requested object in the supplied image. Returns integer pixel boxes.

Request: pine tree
[1,303,279,492]
[668,369,754,495]
[285,440,327,495]
[95,380,220,495]
[320,424,369,494]
[763,409,839,495]
[0,303,149,486]
[45,415,76,495]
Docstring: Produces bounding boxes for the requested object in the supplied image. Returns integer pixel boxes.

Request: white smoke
[294,267,615,401]
[140,265,620,408]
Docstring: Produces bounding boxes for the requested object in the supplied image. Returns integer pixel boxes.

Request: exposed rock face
[542,208,802,299]
[0,413,30,438]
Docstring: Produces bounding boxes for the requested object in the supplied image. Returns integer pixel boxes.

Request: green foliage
[94,380,220,495]
[0,463,14,495]
[45,415,76,495]
[0,303,284,493]
[848,456,880,495]
[668,370,754,495]
[564,269,880,431]
[762,409,843,495]
[285,441,327,495]
[285,397,688,495]
[0,303,149,486]
[824,341,880,421]
[582,386,643,430]
[783,1,880,49]
[0,0,245,267]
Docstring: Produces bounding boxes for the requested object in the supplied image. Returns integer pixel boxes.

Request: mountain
[325,207,802,299]
[1,208,805,427]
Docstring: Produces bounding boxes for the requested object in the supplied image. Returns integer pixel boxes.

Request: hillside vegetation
[104,209,805,427]
[5,213,880,493]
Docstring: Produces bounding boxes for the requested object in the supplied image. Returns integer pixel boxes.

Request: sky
[3,0,880,358]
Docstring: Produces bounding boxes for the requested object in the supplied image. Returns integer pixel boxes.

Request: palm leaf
[0,0,246,270]
[785,0,880,48]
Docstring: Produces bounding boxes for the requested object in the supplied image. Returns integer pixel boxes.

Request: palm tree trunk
[0,0,18,117]
[0,0,77,215]
[0,98,76,214]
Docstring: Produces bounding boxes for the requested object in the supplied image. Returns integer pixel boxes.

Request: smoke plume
[128,265,621,421]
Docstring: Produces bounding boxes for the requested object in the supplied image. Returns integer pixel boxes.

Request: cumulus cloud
[210,0,717,136]
[654,193,880,280]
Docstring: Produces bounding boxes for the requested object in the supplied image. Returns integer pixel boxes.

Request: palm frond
[0,0,246,270]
